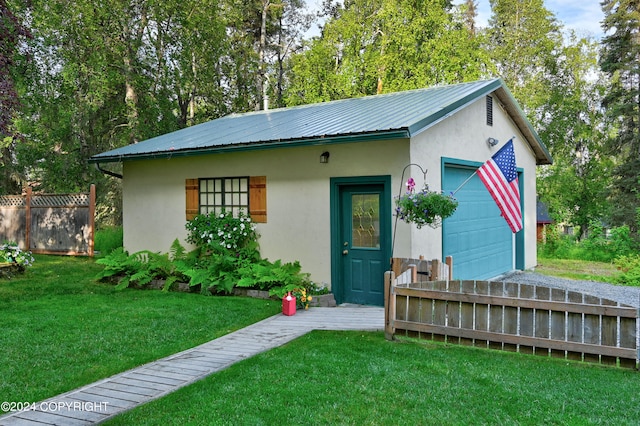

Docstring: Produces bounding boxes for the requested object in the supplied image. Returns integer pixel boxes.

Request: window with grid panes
[199,177,249,216]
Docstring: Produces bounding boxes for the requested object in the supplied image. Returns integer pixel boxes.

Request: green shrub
[185,211,259,260]
[236,259,326,310]
[537,227,582,259]
[609,225,635,257]
[0,242,35,268]
[538,223,636,262]
[613,254,640,287]
[94,226,123,255]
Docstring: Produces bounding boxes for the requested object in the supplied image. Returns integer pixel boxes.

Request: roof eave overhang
[88,129,410,164]
[408,78,552,166]
[407,78,504,136]
[493,87,553,166]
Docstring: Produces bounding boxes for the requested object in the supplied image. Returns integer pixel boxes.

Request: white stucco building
[91,79,552,305]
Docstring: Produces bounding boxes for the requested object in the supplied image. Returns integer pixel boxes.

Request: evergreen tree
[599,0,640,235]
[462,0,478,35]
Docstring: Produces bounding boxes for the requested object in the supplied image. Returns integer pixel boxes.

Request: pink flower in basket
[406,178,416,193]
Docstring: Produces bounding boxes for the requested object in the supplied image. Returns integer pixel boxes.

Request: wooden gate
[384,273,639,369]
[0,185,95,256]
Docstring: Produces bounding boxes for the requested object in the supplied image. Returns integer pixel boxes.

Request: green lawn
[534,257,620,283]
[107,331,640,425]
[4,255,640,424]
[0,255,280,408]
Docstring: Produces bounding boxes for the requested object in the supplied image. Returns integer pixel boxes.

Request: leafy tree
[143,0,229,125]
[599,0,640,235]
[486,0,614,238]
[285,0,491,105]
[535,35,612,238]
[224,0,311,111]
[0,0,30,193]
[486,0,563,111]
[4,0,624,243]
[269,0,313,108]
[7,0,310,224]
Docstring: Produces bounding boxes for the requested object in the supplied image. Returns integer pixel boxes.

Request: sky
[467,0,605,39]
[306,1,606,40]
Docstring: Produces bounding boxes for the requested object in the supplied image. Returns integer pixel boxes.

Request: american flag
[477,139,523,233]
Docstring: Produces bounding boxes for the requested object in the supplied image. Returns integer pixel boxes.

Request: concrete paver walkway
[0,306,384,425]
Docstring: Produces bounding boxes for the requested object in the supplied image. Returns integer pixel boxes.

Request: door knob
[342,249,349,255]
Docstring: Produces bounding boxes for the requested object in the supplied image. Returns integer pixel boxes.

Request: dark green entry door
[337,184,388,305]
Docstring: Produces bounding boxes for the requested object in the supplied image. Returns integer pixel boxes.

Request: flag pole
[452,170,478,196]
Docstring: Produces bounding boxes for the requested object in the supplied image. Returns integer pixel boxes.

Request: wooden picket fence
[384,274,640,369]
[0,185,95,256]
[391,256,453,284]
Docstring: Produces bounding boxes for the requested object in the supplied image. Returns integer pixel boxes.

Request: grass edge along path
[0,255,281,408]
[106,330,640,425]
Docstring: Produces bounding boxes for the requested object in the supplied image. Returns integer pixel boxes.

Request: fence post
[431,258,440,281]
[390,258,400,279]
[24,187,32,252]
[384,271,396,340]
[88,184,96,257]
[637,305,640,370]
[446,256,453,280]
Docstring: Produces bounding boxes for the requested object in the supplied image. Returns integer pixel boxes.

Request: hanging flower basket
[395,179,458,229]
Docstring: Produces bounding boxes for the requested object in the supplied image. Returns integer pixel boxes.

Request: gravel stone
[499,271,640,308]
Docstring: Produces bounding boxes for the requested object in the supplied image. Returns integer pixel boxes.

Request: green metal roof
[89,78,552,165]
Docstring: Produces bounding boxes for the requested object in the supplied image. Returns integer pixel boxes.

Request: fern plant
[237,260,308,292]
[169,238,188,261]
[174,249,247,295]
[95,248,140,282]
[95,244,187,291]
[94,236,316,298]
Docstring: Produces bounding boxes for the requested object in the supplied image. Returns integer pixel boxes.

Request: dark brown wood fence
[384,274,639,369]
[0,185,95,256]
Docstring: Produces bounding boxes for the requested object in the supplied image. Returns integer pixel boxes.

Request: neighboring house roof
[89,78,552,165]
[537,199,553,224]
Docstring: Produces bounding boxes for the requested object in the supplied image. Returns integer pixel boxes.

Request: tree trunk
[257,0,270,111]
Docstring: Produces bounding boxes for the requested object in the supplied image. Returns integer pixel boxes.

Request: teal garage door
[443,165,513,280]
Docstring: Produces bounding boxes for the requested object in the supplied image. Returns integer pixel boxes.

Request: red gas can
[282,292,296,316]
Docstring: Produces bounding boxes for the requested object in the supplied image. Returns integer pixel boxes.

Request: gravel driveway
[500,271,640,308]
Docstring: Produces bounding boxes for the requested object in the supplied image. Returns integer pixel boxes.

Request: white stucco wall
[122,140,410,287]
[406,95,538,270]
